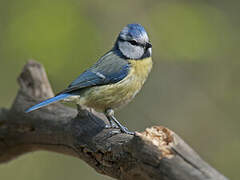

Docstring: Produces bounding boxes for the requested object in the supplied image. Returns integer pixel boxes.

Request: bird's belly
[81,79,140,112]
[79,57,152,112]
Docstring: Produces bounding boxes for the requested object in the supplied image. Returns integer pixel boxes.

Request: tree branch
[0,60,228,180]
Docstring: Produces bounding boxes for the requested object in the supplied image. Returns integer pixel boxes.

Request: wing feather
[58,51,130,94]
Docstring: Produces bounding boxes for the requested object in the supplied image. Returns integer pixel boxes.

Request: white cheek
[118,41,144,59]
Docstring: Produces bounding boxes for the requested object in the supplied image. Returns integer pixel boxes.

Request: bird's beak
[146,42,152,49]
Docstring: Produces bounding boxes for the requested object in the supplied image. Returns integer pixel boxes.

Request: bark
[0,60,228,180]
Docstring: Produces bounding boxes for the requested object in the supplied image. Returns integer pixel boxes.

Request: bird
[26,23,153,135]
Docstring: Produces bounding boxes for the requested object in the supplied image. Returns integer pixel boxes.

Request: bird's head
[115,24,152,60]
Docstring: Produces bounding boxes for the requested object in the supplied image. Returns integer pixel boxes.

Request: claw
[105,124,112,129]
[105,109,135,135]
[105,123,118,129]
[120,126,135,135]
[105,120,119,129]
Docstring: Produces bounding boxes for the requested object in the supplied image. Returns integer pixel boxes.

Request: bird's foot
[119,126,135,135]
[105,124,134,135]
[105,109,135,135]
[105,122,119,129]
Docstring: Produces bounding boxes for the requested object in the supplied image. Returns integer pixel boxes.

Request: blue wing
[59,51,130,94]
[26,50,130,113]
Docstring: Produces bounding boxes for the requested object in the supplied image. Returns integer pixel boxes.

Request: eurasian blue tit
[26,24,153,135]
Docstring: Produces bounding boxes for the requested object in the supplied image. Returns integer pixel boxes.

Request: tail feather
[25,93,70,113]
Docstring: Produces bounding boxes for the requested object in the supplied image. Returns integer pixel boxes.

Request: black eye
[128,40,138,46]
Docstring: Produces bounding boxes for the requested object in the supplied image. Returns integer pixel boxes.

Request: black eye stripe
[128,40,139,46]
[118,38,146,47]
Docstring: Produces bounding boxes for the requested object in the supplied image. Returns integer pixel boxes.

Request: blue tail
[25,93,71,113]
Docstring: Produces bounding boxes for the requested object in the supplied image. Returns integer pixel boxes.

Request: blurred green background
[0,0,239,179]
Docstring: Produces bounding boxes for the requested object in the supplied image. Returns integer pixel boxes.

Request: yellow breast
[80,57,153,112]
[128,57,153,84]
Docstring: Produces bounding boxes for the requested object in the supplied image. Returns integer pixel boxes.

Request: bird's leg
[104,109,118,129]
[105,109,135,135]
